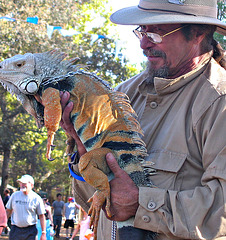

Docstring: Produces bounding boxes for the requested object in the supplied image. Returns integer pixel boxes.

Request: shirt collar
[138,58,210,96]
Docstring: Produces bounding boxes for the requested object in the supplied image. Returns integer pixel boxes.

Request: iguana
[0,50,156,240]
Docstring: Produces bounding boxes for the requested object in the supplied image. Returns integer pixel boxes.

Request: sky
[107,0,146,67]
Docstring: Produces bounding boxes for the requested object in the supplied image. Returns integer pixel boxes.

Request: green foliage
[0,0,139,198]
[217,0,226,21]
[216,1,226,49]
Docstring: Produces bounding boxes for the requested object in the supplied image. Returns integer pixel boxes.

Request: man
[6,174,46,240]
[3,188,10,206]
[60,0,226,239]
[52,193,64,238]
[63,197,79,239]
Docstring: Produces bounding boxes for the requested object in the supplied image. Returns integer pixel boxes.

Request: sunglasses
[133,25,188,44]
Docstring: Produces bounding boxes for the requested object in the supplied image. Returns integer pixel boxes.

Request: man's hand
[40,232,46,240]
[60,91,86,156]
[39,214,46,240]
[104,153,139,221]
[60,91,76,135]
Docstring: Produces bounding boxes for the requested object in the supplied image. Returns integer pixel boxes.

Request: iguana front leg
[41,87,62,161]
[78,148,114,240]
[65,133,76,162]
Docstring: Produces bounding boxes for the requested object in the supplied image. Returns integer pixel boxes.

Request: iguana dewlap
[0,50,156,240]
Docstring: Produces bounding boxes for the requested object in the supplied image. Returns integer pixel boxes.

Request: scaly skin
[42,87,62,161]
[0,50,156,240]
[78,148,114,239]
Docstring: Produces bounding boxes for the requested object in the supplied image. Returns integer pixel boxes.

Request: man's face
[140,24,198,78]
[19,182,33,194]
[57,195,62,201]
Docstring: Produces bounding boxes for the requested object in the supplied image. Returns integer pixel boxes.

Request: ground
[0,226,80,240]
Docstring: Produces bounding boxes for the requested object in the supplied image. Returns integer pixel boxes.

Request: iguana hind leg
[78,148,113,240]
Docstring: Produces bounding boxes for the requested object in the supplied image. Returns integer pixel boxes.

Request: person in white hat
[6,175,46,240]
[60,0,226,239]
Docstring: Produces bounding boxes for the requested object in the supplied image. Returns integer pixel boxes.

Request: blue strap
[68,152,85,182]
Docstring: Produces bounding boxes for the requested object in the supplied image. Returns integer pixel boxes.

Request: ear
[195,33,205,44]
[191,26,206,44]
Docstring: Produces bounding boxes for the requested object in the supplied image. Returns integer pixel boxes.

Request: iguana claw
[51,145,56,150]
[87,190,111,240]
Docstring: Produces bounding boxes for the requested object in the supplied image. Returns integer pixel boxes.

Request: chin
[146,61,169,78]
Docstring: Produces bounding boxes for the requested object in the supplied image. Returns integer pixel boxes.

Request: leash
[68,152,85,182]
[111,221,117,240]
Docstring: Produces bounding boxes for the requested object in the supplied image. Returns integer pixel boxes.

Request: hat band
[138,2,217,18]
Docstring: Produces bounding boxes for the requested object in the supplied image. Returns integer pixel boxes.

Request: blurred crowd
[1,174,93,240]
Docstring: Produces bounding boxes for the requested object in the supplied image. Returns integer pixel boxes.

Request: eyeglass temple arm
[162,25,188,37]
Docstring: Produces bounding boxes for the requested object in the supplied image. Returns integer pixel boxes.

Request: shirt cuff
[134,187,167,232]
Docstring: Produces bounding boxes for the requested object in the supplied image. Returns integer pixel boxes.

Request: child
[69,207,93,240]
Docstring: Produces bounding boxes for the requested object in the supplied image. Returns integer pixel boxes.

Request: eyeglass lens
[134,30,162,43]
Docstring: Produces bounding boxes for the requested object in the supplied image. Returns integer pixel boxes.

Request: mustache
[143,49,166,59]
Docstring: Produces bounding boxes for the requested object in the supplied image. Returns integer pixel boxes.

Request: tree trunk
[0,145,11,197]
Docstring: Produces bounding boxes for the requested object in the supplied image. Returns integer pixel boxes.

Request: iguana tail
[118,225,157,240]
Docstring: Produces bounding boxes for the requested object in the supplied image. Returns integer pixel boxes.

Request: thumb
[62,101,74,123]
[106,153,124,178]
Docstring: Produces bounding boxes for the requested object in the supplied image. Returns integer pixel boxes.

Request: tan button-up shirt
[72,58,226,239]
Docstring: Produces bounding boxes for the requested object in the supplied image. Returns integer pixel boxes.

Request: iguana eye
[15,61,25,68]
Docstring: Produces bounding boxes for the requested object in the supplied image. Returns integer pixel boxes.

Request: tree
[0,86,26,195]
[216,0,226,49]
[0,0,139,198]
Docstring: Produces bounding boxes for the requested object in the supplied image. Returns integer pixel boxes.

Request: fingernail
[106,152,114,160]
[63,91,68,97]
[67,101,73,107]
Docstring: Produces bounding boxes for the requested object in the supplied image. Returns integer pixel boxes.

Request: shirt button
[150,101,158,109]
[142,215,151,223]
[148,201,156,210]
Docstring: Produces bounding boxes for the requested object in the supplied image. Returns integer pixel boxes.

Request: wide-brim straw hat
[110,0,226,35]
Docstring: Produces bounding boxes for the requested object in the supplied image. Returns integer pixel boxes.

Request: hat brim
[110,6,226,35]
[17,179,29,184]
[17,178,34,184]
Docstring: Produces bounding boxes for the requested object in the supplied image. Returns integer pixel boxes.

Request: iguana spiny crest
[0,49,79,126]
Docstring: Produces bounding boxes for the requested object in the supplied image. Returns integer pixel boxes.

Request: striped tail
[116,218,157,240]
[118,226,157,240]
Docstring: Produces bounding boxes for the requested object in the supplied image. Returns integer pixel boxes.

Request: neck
[23,190,31,195]
[168,51,212,79]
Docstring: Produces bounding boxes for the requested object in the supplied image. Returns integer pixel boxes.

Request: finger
[102,204,115,221]
[62,101,74,125]
[106,153,124,178]
[105,196,112,218]
[60,91,70,110]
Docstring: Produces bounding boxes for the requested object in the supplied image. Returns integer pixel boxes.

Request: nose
[140,35,155,50]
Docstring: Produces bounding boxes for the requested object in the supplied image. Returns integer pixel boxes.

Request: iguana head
[0,49,79,128]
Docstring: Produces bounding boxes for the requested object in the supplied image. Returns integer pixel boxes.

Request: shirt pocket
[143,150,187,190]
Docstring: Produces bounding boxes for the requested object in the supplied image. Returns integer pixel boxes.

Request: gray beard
[143,49,169,84]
